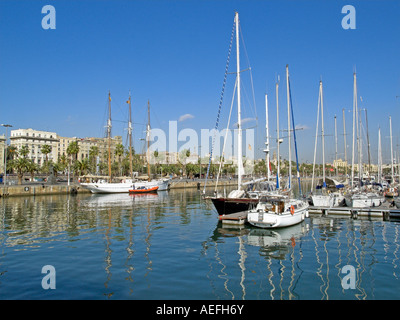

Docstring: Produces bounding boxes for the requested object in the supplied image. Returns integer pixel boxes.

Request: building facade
[9,128,123,166]
[9,128,59,165]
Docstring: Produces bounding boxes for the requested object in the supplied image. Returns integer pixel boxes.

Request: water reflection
[1,190,400,299]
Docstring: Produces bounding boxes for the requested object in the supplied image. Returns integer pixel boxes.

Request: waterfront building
[10,128,59,165]
[57,135,122,164]
[10,128,123,167]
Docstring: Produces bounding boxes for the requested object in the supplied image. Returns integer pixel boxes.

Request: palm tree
[10,157,28,185]
[67,141,80,180]
[67,141,79,163]
[41,144,52,163]
[19,145,29,158]
[25,160,38,182]
[6,145,18,161]
[89,145,99,173]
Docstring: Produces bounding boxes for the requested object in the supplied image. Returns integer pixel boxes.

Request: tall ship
[81,93,170,194]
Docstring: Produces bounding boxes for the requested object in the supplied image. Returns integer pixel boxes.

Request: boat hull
[129,186,159,194]
[81,179,170,194]
[209,197,259,215]
[247,207,307,229]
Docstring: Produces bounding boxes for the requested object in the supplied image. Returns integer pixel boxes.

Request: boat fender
[290,205,295,215]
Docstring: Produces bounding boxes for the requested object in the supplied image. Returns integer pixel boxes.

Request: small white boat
[247,195,308,229]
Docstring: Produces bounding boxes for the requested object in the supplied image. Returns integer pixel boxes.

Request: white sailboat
[344,73,383,207]
[81,93,170,194]
[311,81,344,207]
[247,65,308,228]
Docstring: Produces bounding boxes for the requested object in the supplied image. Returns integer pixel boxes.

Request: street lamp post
[1,124,12,188]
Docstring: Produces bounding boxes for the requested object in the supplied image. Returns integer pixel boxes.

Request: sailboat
[206,12,267,215]
[81,93,170,194]
[343,73,383,208]
[310,81,345,207]
[247,65,308,229]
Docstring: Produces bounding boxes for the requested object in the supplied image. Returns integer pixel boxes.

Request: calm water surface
[1,188,400,300]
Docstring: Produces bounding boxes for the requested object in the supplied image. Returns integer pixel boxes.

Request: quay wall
[0,179,238,197]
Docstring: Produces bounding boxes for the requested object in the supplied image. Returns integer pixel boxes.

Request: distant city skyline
[1,0,399,165]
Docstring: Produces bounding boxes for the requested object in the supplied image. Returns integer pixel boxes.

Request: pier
[217,201,400,226]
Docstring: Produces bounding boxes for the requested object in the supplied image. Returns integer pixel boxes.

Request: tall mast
[147,100,151,182]
[320,81,326,188]
[334,114,338,177]
[286,65,291,190]
[235,11,243,189]
[107,91,112,182]
[276,79,280,190]
[342,108,348,178]
[351,73,356,188]
[127,92,133,179]
[378,126,382,184]
[365,109,371,175]
[264,94,270,181]
[390,115,394,184]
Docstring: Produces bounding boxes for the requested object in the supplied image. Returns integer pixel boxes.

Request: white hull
[247,198,308,229]
[311,193,345,207]
[345,193,383,208]
[81,179,170,194]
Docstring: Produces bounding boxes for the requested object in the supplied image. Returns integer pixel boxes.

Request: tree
[67,141,79,163]
[89,146,99,173]
[6,145,18,161]
[67,141,80,180]
[10,157,28,185]
[18,145,29,158]
[41,144,52,163]
[25,160,39,182]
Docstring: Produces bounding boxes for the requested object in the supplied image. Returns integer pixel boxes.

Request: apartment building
[9,128,59,165]
[9,128,123,166]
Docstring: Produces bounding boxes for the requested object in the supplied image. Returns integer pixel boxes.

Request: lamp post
[1,124,12,188]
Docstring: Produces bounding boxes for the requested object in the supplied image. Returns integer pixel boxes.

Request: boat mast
[342,108,348,178]
[276,79,280,190]
[351,73,356,188]
[264,93,271,181]
[235,11,243,190]
[311,81,321,193]
[107,91,112,182]
[127,92,133,179]
[286,65,291,190]
[390,115,394,184]
[147,100,151,182]
[320,80,326,189]
[364,109,371,175]
[334,115,338,177]
[378,127,382,184]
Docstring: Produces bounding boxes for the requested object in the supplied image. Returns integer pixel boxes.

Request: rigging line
[239,23,257,120]
[203,18,235,195]
[215,78,237,192]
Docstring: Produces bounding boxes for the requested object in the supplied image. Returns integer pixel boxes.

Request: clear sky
[1,0,399,165]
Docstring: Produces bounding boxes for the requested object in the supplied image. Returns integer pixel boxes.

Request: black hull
[210,197,259,215]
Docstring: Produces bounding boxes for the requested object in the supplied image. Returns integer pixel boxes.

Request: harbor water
[1,187,400,300]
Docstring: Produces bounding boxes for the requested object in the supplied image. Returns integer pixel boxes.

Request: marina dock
[218,201,400,226]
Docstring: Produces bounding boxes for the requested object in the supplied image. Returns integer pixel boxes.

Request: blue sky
[1,0,399,164]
